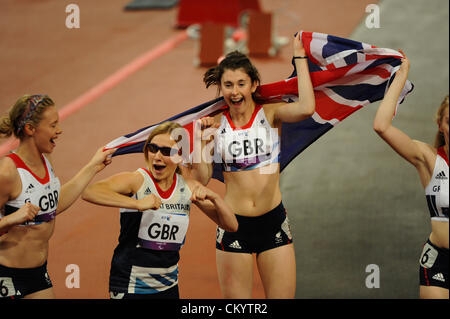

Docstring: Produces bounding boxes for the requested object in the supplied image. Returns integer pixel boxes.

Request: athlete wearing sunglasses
[147,143,180,157]
[82,121,238,299]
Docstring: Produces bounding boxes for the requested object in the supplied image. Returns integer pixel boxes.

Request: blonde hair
[0,94,54,139]
[434,94,449,148]
[143,121,184,174]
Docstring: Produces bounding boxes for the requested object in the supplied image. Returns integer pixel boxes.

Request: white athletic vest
[215,105,280,172]
[425,147,449,221]
[2,153,60,225]
[134,168,191,251]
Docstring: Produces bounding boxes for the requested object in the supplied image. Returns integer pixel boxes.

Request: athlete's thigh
[256,244,296,299]
[216,250,254,298]
[24,287,55,299]
[420,285,449,299]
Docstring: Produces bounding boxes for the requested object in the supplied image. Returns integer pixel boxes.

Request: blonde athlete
[82,121,238,299]
[373,54,449,299]
[0,94,114,298]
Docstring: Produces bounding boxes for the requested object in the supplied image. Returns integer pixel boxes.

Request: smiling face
[145,133,180,181]
[31,106,62,154]
[220,68,258,113]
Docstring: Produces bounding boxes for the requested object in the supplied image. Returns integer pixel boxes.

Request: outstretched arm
[56,147,115,215]
[274,31,316,123]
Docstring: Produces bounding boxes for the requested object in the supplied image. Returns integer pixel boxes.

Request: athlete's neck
[15,140,44,168]
[150,171,175,192]
[229,101,256,128]
[157,178,174,191]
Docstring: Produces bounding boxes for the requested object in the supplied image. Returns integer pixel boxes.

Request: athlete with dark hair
[192,32,315,298]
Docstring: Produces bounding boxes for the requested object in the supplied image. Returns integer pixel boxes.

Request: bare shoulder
[0,156,19,198]
[411,140,441,186]
[262,102,286,113]
[262,102,286,126]
[0,156,18,182]
[414,140,436,156]
[184,178,201,190]
[413,139,437,168]
[106,170,145,195]
[213,111,224,123]
[122,170,145,185]
[102,170,144,190]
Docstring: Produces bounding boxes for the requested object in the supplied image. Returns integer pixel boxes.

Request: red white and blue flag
[105,31,413,181]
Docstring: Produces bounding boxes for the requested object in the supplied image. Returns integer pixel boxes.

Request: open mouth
[230,97,244,106]
[50,137,57,147]
[153,163,166,173]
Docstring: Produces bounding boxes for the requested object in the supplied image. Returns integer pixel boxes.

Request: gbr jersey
[135,168,191,251]
[109,169,191,295]
[1,153,60,225]
[215,105,280,172]
[425,147,449,221]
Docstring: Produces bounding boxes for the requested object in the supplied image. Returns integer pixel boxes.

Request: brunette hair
[203,51,261,99]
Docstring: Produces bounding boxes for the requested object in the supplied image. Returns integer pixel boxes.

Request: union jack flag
[105,31,413,182]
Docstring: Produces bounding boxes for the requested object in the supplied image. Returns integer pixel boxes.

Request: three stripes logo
[435,171,447,180]
[229,240,242,249]
[432,273,445,283]
[25,183,35,194]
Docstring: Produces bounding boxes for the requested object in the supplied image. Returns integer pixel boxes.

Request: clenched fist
[11,202,40,225]
[137,193,162,211]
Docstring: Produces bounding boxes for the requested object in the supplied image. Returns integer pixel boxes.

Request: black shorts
[0,262,53,299]
[419,239,449,289]
[216,202,293,254]
[110,284,179,299]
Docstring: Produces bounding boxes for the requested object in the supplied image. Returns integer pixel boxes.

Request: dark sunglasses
[147,143,180,156]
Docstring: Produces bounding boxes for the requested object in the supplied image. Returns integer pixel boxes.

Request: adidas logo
[229,240,242,249]
[435,171,447,180]
[221,128,226,134]
[25,184,35,193]
[432,273,445,282]
[144,187,152,195]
